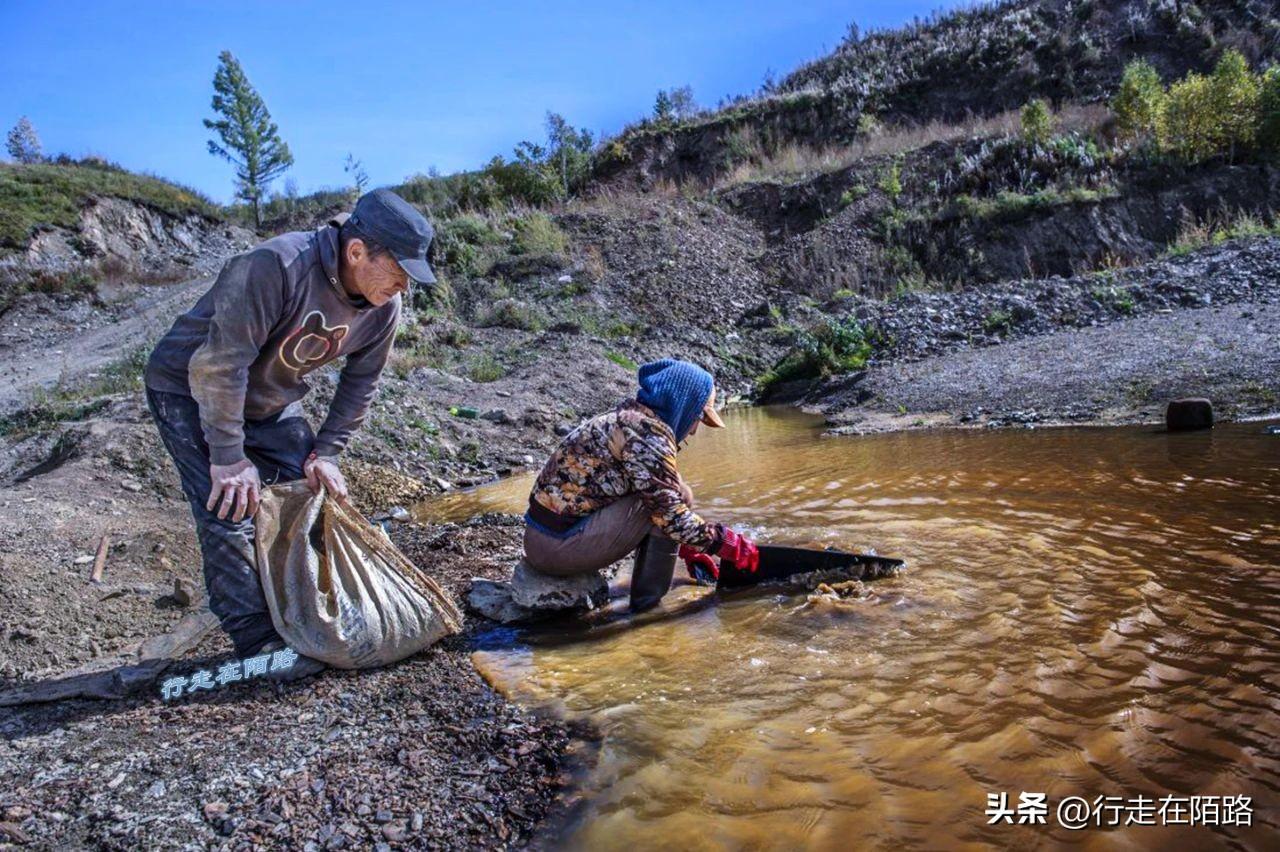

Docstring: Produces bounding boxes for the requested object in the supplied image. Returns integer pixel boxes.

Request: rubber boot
[629,533,678,613]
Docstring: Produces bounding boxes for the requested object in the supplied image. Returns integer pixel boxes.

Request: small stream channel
[418,409,1280,849]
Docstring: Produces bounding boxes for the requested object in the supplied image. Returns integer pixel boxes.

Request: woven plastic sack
[254,480,462,669]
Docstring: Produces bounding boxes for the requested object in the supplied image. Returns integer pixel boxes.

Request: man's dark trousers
[145,386,315,656]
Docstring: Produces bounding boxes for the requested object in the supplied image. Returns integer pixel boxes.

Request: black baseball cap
[348,188,437,285]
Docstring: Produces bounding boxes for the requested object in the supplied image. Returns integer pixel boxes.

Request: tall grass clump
[757,317,874,394]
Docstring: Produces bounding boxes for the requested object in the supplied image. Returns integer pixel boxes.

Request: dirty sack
[254,480,463,669]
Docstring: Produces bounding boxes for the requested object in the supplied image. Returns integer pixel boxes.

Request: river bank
[818,299,1280,434]
[0,231,1276,847]
[0,510,592,850]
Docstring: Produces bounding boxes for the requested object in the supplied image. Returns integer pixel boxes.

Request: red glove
[717,528,760,573]
[678,543,719,582]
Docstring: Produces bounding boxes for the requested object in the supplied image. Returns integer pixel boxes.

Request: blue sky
[1,1,965,202]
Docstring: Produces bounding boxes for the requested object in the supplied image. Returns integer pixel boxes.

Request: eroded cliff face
[22,195,253,276]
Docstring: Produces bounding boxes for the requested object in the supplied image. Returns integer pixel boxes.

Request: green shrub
[877,161,902,200]
[511,212,568,256]
[1020,99,1053,146]
[1261,67,1280,153]
[0,346,146,436]
[575,312,644,338]
[724,127,761,164]
[0,264,97,311]
[1167,209,1278,255]
[466,353,505,383]
[880,244,920,277]
[558,279,590,297]
[436,213,505,277]
[394,322,423,346]
[438,322,473,348]
[1047,133,1101,167]
[983,309,1013,335]
[1091,283,1136,314]
[1156,49,1260,162]
[1157,73,1218,162]
[839,184,868,208]
[891,272,941,297]
[600,140,631,165]
[950,186,1116,222]
[1112,60,1164,141]
[391,338,445,378]
[757,317,873,393]
[1210,50,1260,156]
[478,298,544,331]
[604,350,638,370]
[856,113,882,136]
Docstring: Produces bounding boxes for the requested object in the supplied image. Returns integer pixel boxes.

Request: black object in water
[717,544,905,589]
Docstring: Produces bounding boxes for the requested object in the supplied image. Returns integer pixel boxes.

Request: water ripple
[459,411,1280,850]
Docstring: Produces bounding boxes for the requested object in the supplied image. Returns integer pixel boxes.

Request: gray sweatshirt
[144,217,399,465]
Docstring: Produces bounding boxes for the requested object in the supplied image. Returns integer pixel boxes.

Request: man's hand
[207,459,262,522]
[304,452,349,504]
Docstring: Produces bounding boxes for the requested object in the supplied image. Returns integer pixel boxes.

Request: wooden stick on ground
[90,535,109,583]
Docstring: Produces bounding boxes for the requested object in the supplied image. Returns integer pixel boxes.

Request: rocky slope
[595,0,1280,190]
[0,161,254,318]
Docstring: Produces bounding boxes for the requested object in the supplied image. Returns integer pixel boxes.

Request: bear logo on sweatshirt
[278,310,349,373]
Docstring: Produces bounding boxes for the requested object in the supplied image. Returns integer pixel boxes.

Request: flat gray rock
[465,579,532,624]
[509,560,608,611]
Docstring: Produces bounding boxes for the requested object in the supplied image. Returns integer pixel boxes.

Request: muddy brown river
[421,409,1280,849]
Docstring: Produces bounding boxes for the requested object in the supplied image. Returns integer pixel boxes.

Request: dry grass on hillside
[715,103,1110,189]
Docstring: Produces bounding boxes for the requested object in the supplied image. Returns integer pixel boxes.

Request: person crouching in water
[523,358,760,611]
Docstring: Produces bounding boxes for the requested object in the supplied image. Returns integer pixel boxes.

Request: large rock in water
[1166,398,1213,431]
[465,562,609,624]
[509,561,608,610]
[466,579,532,624]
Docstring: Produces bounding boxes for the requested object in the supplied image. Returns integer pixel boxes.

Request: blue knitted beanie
[635,359,714,442]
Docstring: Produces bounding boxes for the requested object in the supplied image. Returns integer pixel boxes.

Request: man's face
[346,239,410,306]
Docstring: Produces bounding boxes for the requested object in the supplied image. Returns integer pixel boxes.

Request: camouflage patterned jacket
[526,399,721,549]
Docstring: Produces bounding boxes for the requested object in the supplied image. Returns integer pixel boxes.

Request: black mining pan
[512,544,906,647]
[716,544,905,589]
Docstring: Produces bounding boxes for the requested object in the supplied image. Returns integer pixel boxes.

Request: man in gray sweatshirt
[144,189,436,673]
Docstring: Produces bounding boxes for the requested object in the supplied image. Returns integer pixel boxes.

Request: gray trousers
[523,494,656,576]
[146,386,314,656]
[523,481,694,608]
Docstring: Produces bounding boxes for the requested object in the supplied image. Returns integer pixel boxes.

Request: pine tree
[344,153,369,197]
[653,90,674,125]
[6,116,43,164]
[203,51,293,228]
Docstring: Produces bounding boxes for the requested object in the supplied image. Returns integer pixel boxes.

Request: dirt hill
[595,0,1280,190]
